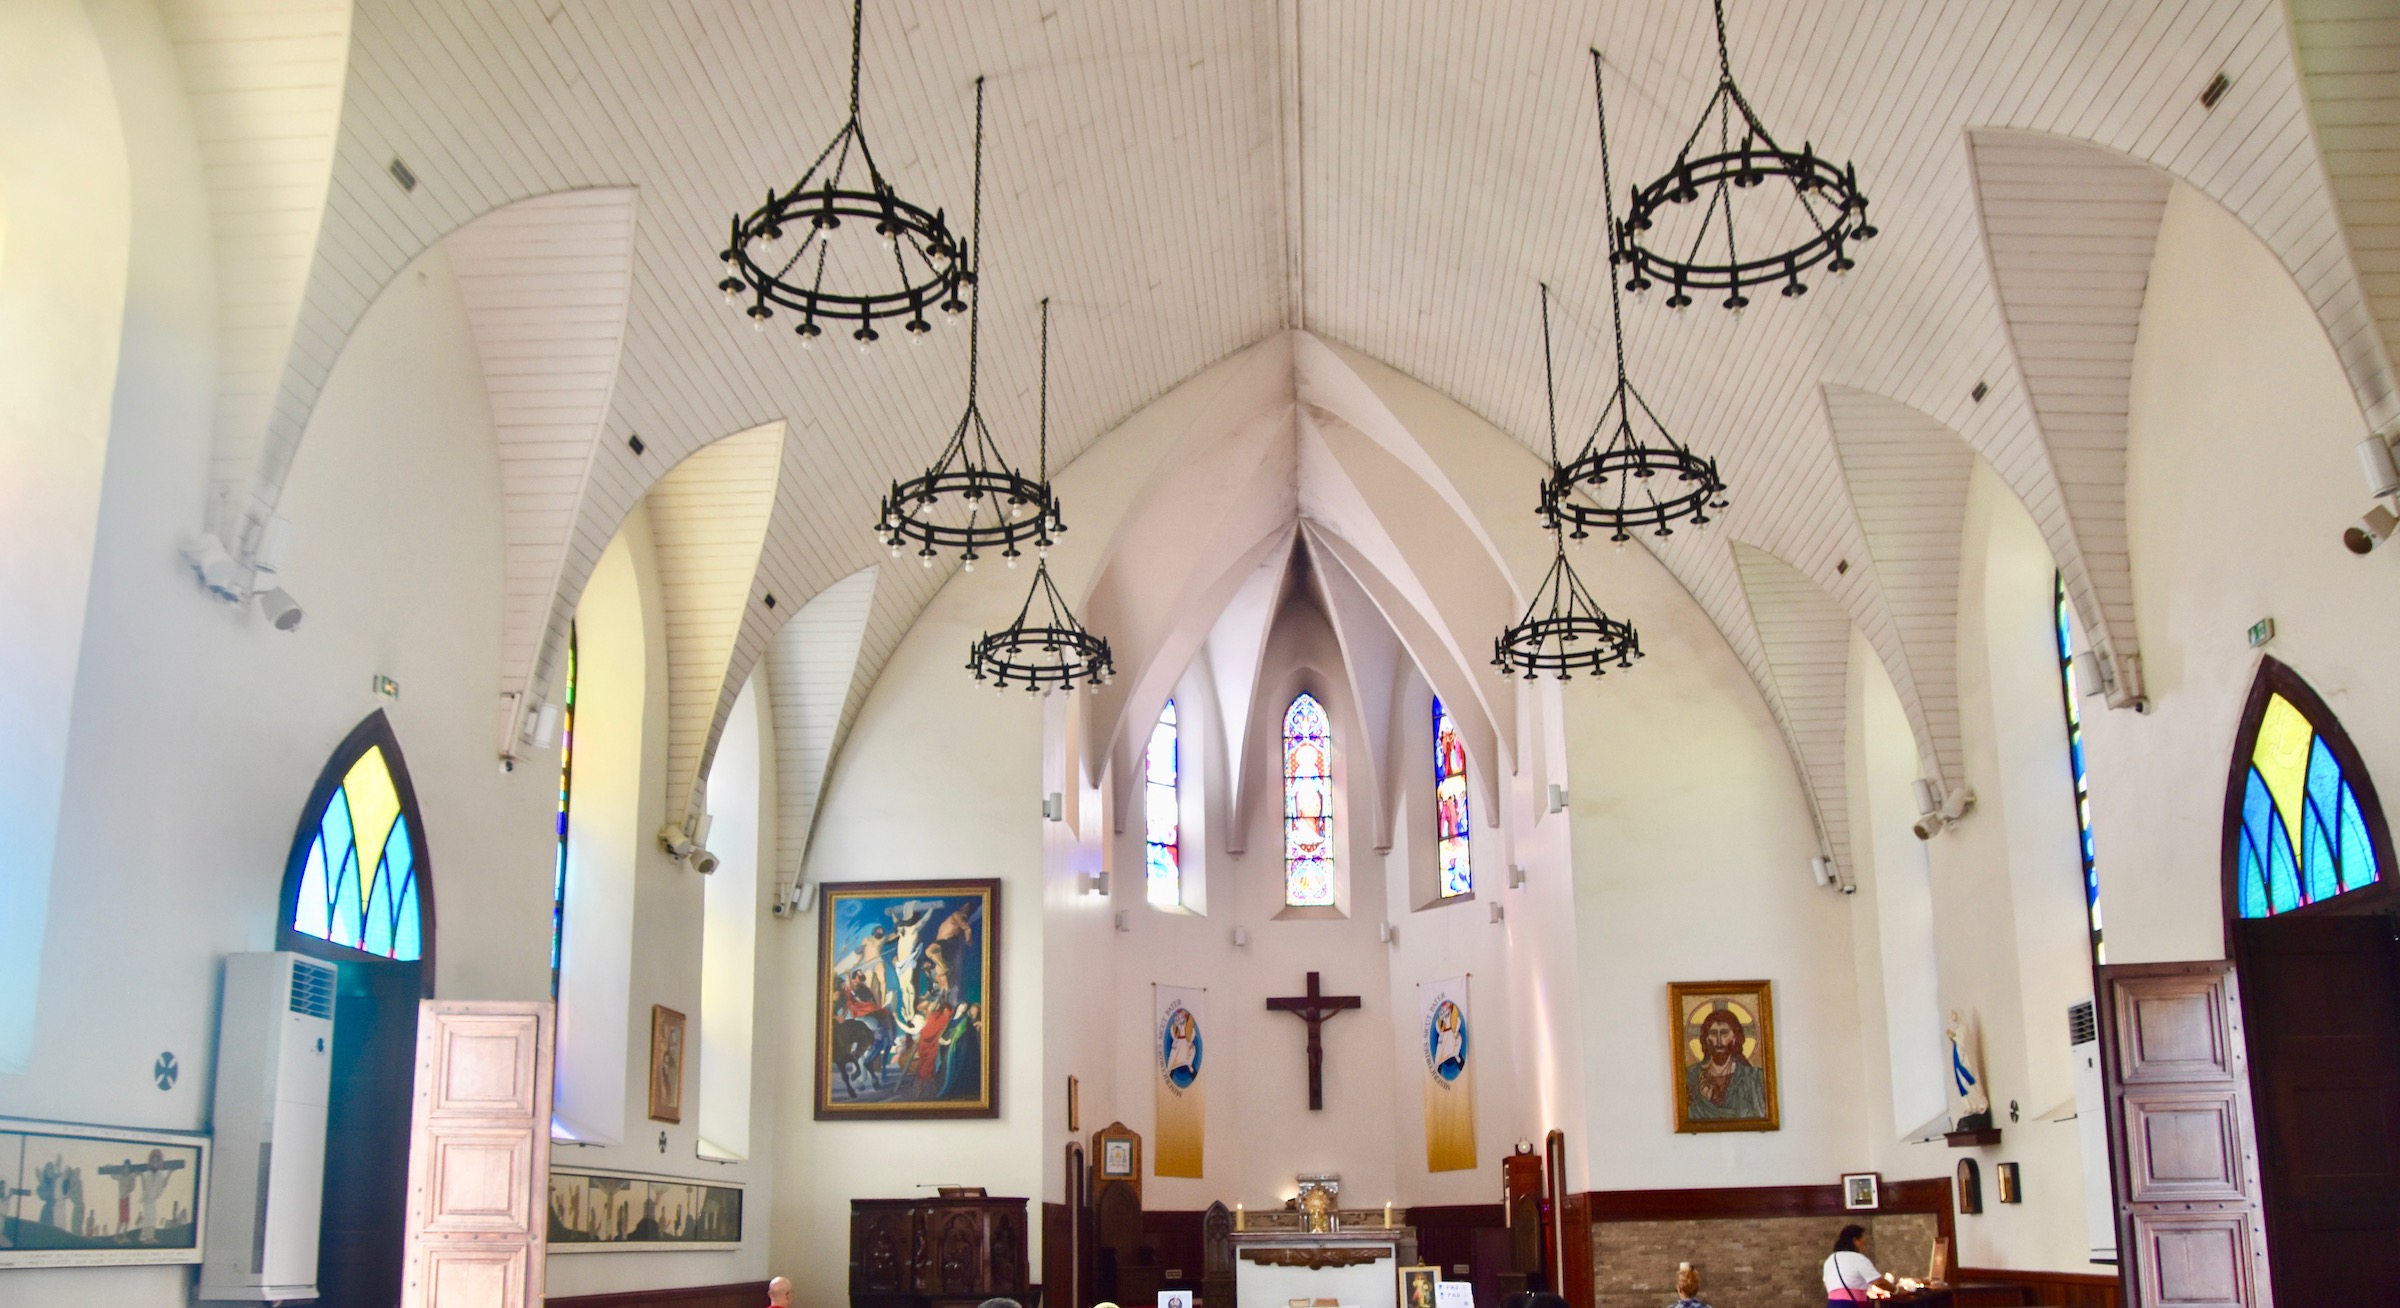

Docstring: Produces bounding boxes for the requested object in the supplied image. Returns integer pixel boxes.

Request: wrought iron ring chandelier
[1498,285,1644,682]
[874,276,1065,569]
[1543,63,1729,543]
[717,0,969,345]
[968,557,1116,695]
[1613,2,1876,309]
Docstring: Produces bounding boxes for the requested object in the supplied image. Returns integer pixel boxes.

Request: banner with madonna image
[1418,976,1476,1172]
[1155,985,1206,1177]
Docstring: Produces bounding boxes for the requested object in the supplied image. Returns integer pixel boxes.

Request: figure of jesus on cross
[1266,972,1361,1110]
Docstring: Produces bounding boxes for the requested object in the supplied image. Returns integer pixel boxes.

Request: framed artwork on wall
[1840,1171,1881,1210]
[1956,1159,1983,1214]
[1398,1264,1440,1308]
[648,1005,687,1123]
[814,879,1000,1119]
[1996,1161,2021,1204]
[547,1167,742,1251]
[1667,980,1780,1133]
[0,1118,210,1269]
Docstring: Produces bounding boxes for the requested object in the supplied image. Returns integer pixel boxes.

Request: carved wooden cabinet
[851,1196,1031,1308]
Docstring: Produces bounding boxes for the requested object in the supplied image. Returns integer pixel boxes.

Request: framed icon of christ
[815,879,1000,1119]
[1667,979,1780,1133]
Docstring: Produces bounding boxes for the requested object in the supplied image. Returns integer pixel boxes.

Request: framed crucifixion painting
[815,879,1000,1119]
[1667,980,1780,1133]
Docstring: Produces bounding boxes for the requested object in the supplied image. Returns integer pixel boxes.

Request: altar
[1228,1227,1419,1308]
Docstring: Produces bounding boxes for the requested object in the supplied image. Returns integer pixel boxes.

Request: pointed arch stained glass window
[2053,576,2102,959]
[1146,701,1181,908]
[291,741,424,960]
[552,626,577,996]
[1433,696,1471,898]
[2233,687,2382,918]
[1284,693,1335,907]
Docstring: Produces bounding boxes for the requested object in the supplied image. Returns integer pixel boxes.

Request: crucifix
[1266,971,1362,1110]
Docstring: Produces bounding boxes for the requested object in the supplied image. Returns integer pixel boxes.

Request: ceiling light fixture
[1496,285,1644,681]
[967,557,1116,695]
[875,255,1066,570]
[1544,60,1729,543]
[716,0,969,345]
[1612,5,1875,310]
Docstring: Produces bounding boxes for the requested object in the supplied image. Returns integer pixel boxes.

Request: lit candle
[1384,1201,1394,1227]
[1235,1203,1245,1231]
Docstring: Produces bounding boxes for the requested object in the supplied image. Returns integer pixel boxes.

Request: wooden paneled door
[2233,915,2400,1304]
[2095,961,2271,1308]
[400,1001,554,1308]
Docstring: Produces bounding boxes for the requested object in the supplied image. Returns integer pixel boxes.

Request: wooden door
[317,959,422,1308]
[2096,961,2270,1307]
[399,1001,553,1308]
[2234,915,2400,1303]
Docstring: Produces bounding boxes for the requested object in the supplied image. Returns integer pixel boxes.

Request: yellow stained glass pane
[2253,694,2314,864]
[343,745,403,904]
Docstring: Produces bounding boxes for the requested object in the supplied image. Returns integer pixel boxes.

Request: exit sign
[2247,617,2275,648]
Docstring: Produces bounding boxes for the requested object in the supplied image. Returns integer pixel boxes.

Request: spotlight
[686,847,721,876]
[2343,503,2398,555]
[658,824,696,859]
[255,586,305,632]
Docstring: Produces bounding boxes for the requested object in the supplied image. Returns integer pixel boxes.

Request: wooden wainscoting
[546,1283,767,1308]
[1580,1180,1954,1308]
[1951,1266,2123,1308]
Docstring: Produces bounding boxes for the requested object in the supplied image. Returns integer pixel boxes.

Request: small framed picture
[1841,1171,1881,1210]
[1997,1161,2021,1204]
[648,1004,687,1124]
[1957,1158,1983,1215]
[1067,1074,1081,1133]
[1102,1137,1135,1178]
[1159,1292,1193,1308]
[1397,1265,1440,1308]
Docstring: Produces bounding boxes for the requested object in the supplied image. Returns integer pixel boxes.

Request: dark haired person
[1685,1008,1768,1120]
[1823,1224,1898,1303]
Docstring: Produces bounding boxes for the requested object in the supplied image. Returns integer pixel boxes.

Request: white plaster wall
[0,216,554,1306]
[2087,182,2400,966]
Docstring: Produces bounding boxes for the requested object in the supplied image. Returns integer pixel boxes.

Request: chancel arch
[2221,657,2392,922]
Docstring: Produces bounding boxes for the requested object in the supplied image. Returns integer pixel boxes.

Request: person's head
[975,1298,1022,1308]
[767,1275,793,1306]
[1698,1009,1746,1064]
[1675,1262,1700,1297]
[1834,1223,1868,1253]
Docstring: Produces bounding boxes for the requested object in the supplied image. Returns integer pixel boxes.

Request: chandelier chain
[1038,296,1050,485]
[966,75,985,404]
[848,0,864,122]
[1540,282,1560,471]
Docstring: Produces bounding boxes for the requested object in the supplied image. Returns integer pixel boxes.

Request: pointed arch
[1283,692,1335,908]
[1433,695,1470,899]
[279,710,436,983]
[2222,658,2393,922]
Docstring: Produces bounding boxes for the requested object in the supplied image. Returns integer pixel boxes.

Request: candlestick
[1384,1201,1394,1227]
[1234,1203,1244,1231]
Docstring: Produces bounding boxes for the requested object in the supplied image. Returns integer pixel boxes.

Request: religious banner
[1418,976,1476,1171]
[1154,985,1206,1177]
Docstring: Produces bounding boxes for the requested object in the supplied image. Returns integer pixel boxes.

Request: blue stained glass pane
[2339,786,2380,894]
[2302,738,2342,904]
[330,843,364,949]
[380,818,419,961]
[2266,798,2302,914]
[2238,835,2269,919]
[295,839,332,940]
[394,874,422,961]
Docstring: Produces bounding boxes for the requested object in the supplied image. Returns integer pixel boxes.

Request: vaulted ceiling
[162,0,2397,866]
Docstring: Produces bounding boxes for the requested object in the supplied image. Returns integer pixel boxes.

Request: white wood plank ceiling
[764,567,878,890]
[444,186,637,749]
[1733,542,1856,875]
[2288,0,2400,398]
[184,0,2397,824]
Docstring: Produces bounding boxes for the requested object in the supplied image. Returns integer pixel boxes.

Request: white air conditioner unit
[2068,998,2117,1263]
[200,952,335,1302]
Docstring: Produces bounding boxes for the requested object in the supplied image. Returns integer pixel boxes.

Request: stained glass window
[1433,696,1472,898]
[291,737,425,961]
[2233,680,2383,919]
[1284,693,1336,907]
[1146,700,1180,908]
[552,627,577,996]
[2053,576,2102,960]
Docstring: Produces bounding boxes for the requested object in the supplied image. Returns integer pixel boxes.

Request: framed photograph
[1398,1265,1440,1308]
[0,1117,210,1268]
[1841,1171,1881,1210]
[648,1005,687,1123]
[547,1166,742,1252]
[816,879,1000,1119]
[1667,980,1780,1133]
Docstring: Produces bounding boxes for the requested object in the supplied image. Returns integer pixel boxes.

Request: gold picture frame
[1398,1265,1440,1308]
[648,1004,687,1123]
[1667,980,1780,1133]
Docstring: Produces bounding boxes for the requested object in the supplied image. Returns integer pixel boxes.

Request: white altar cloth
[1228,1230,1416,1308]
